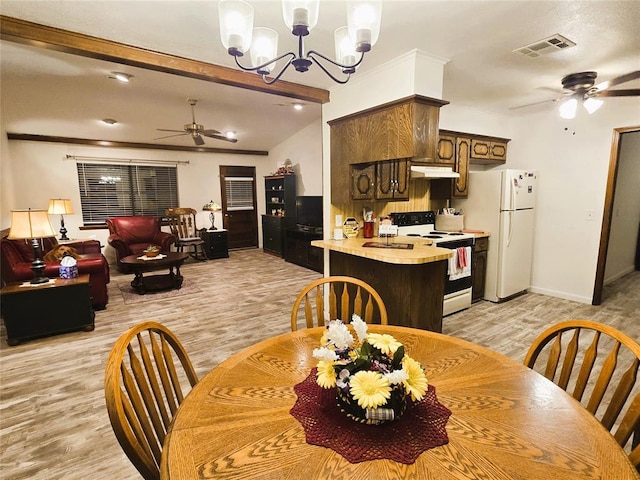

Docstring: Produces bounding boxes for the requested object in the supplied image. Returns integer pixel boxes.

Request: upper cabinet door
[436,134,456,165]
[470,138,508,163]
[375,159,409,200]
[453,137,470,198]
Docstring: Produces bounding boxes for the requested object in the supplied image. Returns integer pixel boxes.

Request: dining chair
[165,207,207,260]
[104,321,199,480]
[291,275,388,331]
[524,319,640,469]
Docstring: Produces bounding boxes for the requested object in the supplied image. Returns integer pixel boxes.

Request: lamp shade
[219,0,254,54]
[48,198,74,215]
[347,0,382,51]
[202,200,222,212]
[7,209,56,240]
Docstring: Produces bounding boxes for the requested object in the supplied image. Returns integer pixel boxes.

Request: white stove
[390,211,475,317]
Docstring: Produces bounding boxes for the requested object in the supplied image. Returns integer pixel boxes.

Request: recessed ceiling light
[109,72,133,83]
[102,118,117,126]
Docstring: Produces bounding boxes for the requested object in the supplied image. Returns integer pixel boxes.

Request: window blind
[77,163,178,224]
[224,176,255,211]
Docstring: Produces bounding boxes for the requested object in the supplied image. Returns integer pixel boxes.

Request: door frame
[592,125,640,305]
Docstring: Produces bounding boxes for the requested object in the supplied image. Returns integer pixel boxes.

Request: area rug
[117,278,201,304]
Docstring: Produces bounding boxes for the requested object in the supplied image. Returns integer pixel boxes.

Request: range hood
[410,165,460,179]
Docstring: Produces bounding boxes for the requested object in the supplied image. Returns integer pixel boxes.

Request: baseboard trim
[529,286,591,304]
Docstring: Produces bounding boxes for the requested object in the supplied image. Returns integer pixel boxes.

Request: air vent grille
[514,34,576,58]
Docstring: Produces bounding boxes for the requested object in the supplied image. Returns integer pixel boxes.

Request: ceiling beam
[0,15,330,104]
[7,133,269,156]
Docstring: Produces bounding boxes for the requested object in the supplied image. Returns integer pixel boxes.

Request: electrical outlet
[335,214,343,226]
[585,210,595,221]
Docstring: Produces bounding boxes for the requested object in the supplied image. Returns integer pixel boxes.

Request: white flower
[385,368,408,385]
[351,314,369,342]
[326,320,354,349]
[336,369,351,388]
[312,347,338,362]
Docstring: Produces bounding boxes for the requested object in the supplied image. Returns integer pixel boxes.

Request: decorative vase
[336,386,407,425]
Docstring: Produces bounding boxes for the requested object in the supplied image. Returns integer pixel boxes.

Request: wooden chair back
[291,275,388,331]
[165,208,206,259]
[105,321,199,480]
[524,319,640,469]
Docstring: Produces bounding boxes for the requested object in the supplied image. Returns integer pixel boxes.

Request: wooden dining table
[161,325,639,479]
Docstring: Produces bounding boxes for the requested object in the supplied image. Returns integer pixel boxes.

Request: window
[224,177,255,211]
[76,163,178,224]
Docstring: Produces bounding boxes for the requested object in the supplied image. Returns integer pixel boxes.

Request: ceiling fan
[155,98,238,145]
[512,70,640,118]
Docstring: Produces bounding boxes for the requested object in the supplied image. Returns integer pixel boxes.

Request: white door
[497,208,535,299]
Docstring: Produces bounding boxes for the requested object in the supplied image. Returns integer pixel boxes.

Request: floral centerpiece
[312,315,428,425]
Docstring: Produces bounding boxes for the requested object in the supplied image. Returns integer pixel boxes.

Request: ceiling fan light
[219,0,254,55]
[583,97,604,114]
[347,0,382,52]
[282,0,319,35]
[250,27,278,74]
[225,131,236,139]
[559,98,578,119]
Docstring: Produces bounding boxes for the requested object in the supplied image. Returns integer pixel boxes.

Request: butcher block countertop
[311,237,453,265]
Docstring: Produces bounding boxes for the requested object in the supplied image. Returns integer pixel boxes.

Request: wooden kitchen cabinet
[375,159,410,200]
[453,136,470,198]
[470,138,508,163]
[330,95,448,204]
[436,134,456,165]
[472,237,488,302]
[351,163,375,200]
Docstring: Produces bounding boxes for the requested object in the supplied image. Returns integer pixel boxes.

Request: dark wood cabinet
[453,136,471,198]
[436,134,456,165]
[471,138,508,163]
[263,175,296,257]
[351,163,375,200]
[375,159,410,200]
[199,229,229,259]
[284,228,323,273]
[0,274,95,345]
[472,237,488,302]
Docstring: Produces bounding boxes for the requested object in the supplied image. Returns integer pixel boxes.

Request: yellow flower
[366,333,403,355]
[316,360,337,388]
[349,370,391,409]
[402,356,428,401]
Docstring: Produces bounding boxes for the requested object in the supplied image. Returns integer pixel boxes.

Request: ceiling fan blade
[593,88,640,97]
[157,128,187,133]
[193,134,205,146]
[509,96,563,111]
[154,132,188,140]
[201,128,222,135]
[593,70,640,91]
[201,132,238,143]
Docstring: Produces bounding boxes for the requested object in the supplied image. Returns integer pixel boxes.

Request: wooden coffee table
[120,252,189,294]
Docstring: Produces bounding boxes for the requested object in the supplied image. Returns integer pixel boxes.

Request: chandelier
[218,0,382,85]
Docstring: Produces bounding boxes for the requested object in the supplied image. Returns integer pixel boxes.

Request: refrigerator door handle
[507,210,514,247]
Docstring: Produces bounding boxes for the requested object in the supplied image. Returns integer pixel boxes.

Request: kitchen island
[311,237,453,332]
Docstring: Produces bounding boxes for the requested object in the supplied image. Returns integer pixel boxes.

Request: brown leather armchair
[106,216,175,273]
[0,236,110,310]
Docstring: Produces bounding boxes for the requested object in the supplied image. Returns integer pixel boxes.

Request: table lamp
[8,209,56,284]
[202,200,222,230]
[47,198,74,240]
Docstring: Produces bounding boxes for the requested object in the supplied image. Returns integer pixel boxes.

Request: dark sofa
[0,236,110,309]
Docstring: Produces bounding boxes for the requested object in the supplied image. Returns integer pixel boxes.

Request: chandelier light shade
[218,0,382,84]
[202,200,222,230]
[8,209,56,284]
[47,198,74,240]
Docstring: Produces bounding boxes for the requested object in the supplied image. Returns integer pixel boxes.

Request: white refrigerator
[454,169,537,302]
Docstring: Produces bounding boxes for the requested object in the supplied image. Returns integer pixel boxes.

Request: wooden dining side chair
[523,319,640,469]
[165,207,207,260]
[104,321,199,480]
[291,275,388,331]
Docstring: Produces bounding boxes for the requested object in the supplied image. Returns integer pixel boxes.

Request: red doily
[290,368,451,464]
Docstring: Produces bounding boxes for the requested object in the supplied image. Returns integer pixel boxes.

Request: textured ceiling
[1,1,639,151]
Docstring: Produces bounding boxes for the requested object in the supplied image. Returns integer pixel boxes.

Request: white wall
[268,118,323,196]
[604,130,640,283]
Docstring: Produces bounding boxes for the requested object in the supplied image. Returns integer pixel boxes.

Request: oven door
[438,238,474,294]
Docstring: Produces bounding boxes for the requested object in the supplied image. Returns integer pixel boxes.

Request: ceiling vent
[514,34,576,58]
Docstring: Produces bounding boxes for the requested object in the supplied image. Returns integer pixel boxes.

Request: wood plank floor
[1,249,638,479]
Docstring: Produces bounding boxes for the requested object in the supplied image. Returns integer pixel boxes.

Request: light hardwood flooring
[0,249,638,479]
